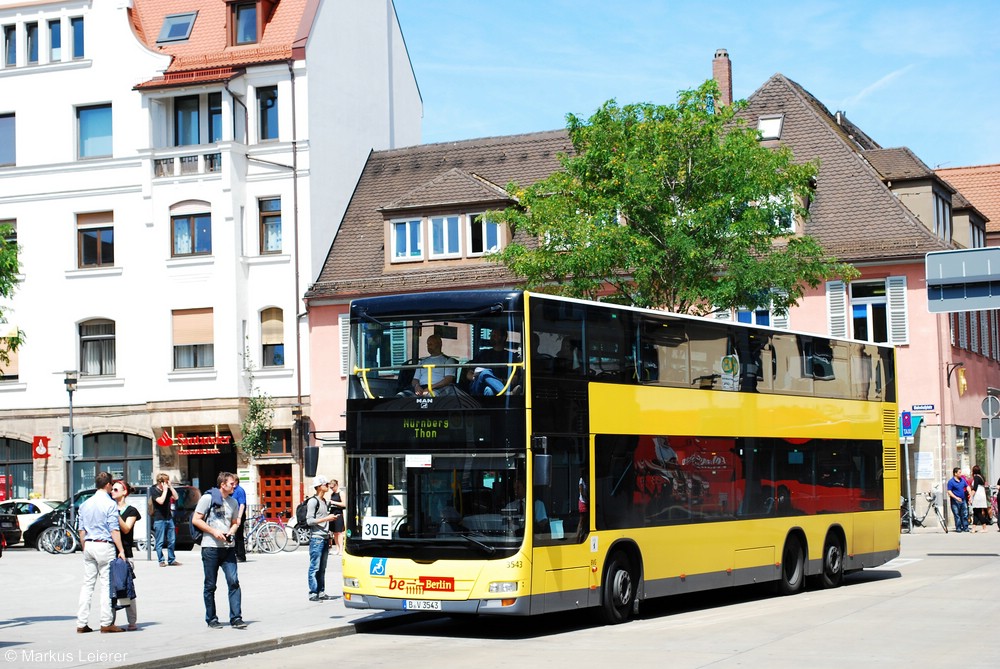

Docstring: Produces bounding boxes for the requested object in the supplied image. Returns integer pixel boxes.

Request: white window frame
[828,277,908,345]
[757,115,783,140]
[429,215,461,259]
[467,212,502,256]
[390,218,423,263]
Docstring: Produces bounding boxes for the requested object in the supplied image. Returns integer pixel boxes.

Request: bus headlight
[344,577,360,588]
[488,581,518,594]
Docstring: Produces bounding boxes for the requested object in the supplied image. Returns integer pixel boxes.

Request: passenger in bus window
[410,334,456,396]
[465,328,510,394]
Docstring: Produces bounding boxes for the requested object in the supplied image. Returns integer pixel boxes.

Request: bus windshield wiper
[461,533,496,555]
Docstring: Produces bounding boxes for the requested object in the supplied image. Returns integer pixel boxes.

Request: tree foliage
[490,80,856,315]
[238,350,275,459]
[0,221,23,365]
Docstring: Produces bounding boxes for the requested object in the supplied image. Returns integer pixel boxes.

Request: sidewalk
[0,545,403,669]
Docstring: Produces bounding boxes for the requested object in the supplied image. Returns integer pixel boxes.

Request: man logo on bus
[370,558,387,576]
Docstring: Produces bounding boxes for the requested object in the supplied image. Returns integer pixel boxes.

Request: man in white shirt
[411,334,456,396]
[76,471,126,633]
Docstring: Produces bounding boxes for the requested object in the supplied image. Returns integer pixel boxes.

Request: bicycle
[40,513,81,554]
[900,487,948,533]
[244,506,288,553]
[264,510,306,552]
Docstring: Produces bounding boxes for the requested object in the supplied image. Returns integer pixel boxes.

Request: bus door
[528,436,593,613]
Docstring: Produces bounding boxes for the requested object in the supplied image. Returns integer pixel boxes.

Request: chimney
[712,49,732,107]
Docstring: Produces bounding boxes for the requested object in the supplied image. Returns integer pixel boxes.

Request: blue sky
[393,1,1000,169]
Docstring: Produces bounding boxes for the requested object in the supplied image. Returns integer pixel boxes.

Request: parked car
[0,498,61,538]
[0,510,21,547]
[22,489,95,550]
[23,485,201,551]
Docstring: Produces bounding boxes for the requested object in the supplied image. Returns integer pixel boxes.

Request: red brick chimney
[712,48,732,106]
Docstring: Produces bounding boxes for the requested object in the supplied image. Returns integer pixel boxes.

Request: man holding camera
[191,472,247,629]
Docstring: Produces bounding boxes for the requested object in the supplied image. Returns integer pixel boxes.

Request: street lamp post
[64,370,78,527]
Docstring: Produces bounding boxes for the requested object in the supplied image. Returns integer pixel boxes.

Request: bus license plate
[403,600,441,611]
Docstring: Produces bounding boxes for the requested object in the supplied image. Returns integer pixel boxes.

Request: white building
[0,0,420,514]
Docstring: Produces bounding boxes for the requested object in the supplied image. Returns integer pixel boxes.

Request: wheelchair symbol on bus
[370,558,387,576]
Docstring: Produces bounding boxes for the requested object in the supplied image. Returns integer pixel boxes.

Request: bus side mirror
[534,454,552,487]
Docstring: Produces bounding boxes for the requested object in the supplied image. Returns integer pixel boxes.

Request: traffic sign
[983,395,1000,418]
[900,411,913,438]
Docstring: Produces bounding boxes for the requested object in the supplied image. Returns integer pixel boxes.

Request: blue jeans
[308,536,330,595]
[154,519,176,564]
[950,499,969,532]
[201,546,242,624]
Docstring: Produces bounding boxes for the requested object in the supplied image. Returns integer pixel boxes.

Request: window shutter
[886,276,908,345]
[339,313,350,376]
[972,311,980,354]
[389,322,406,364]
[981,311,990,358]
[950,314,956,347]
[770,288,789,330]
[172,308,213,345]
[826,281,847,338]
[958,313,968,349]
[261,308,283,345]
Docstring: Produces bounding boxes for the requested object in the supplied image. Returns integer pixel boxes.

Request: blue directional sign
[926,248,1000,313]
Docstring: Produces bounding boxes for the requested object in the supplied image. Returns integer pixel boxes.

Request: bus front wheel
[776,537,805,596]
[599,550,636,624]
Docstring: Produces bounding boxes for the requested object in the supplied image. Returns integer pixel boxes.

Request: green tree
[0,221,23,365]
[238,349,275,459]
[491,80,856,315]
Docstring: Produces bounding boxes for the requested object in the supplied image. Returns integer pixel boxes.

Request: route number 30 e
[362,516,392,540]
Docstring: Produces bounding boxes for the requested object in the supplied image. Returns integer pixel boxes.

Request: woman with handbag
[970,465,990,533]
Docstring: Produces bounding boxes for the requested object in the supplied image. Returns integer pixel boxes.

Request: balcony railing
[153,151,223,178]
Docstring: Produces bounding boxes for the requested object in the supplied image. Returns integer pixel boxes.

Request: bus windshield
[349,292,525,401]
[348,452,529,559]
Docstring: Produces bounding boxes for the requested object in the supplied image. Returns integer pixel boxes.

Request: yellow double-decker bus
[341,290,899,623]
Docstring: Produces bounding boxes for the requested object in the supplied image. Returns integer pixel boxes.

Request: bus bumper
[343,592,532,616]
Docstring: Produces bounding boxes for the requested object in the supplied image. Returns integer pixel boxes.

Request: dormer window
[235,3,257,44]
[388,212,507,264]
[157,12,197,44]
[757,115,784,141]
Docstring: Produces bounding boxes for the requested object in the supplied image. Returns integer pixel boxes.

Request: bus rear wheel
[818,534,844,589]
[776,537,805,596]
[599,550,636,624]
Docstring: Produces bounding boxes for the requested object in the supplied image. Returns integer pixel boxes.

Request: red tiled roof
[129,0,314,79]
[937,164,1000,233]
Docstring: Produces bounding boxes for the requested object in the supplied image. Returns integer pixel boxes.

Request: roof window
[757,115,784,141]
[157,12,198,44]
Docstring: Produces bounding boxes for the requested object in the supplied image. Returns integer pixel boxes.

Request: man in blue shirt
[232,479,247,562]
[946,467,970,532]
[76,471,126,633]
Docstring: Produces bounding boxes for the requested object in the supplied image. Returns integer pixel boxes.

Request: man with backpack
[191,472,246,629]
[304,476,340,602]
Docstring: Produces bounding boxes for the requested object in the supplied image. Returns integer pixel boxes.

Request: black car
[0,510,21,548]
[22,489,95,550]
[24,485,201,551]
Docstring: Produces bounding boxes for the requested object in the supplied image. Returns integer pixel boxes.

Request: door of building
[258,464,293,520]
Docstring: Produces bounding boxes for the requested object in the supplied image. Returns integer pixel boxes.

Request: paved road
[3,526,999,669]
[0,544,401,669]
[198,527,1000,669]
